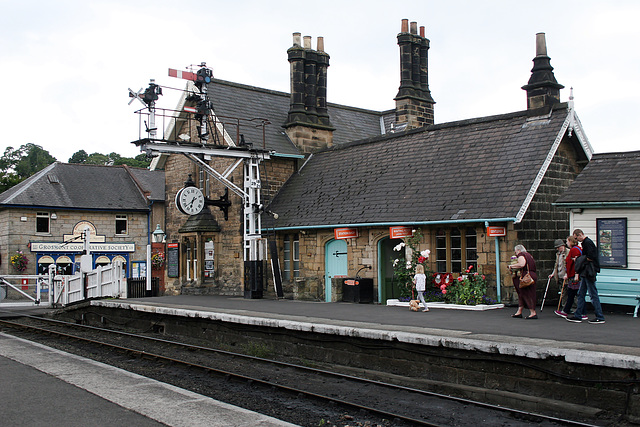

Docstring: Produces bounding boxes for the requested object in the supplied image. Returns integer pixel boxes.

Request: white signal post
[131,63,272,298]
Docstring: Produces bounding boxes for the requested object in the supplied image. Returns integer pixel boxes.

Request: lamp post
[150,224,166,296]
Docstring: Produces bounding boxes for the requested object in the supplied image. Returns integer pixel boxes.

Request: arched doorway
[377,237,403,304]
[325,239,347,302]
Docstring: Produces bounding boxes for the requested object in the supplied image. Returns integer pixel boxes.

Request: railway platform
[0,332,296,427]
[95,295,640,366]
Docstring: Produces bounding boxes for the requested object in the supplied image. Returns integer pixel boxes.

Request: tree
[68,150,88,164]
[67,150,150,168]
[0,144,56,193]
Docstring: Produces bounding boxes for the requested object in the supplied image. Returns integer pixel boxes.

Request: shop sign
[334,228,358,240]
[390,226,413,239]
[487,226,506,237]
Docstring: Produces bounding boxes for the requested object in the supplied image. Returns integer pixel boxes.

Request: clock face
[176,186,205,215]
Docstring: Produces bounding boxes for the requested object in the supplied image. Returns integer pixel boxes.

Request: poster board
[597,218,627,268]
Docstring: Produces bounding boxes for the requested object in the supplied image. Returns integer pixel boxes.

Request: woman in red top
[555,235,583,318]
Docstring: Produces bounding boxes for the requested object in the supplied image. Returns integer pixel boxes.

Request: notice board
[167,243,180,277]
[597,218,627,268]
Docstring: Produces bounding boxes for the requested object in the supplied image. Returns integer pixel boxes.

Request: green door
[378,237,403,304]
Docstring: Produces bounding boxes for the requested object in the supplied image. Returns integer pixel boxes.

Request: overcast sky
[2,0,638,162]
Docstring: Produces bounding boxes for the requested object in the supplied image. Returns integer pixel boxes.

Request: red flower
[418,256,427,264]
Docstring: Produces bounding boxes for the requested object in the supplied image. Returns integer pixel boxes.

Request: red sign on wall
[390,226,414,239]
[487,226,506,237]
[334,228,359,240]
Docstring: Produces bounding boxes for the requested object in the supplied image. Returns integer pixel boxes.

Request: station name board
[334,228,359,240]
[30,242,136,252]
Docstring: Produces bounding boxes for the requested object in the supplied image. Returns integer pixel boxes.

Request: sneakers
[588,318,605,324]
[554,310,567,318]
[581,315,589,320]
[566,316,583,323]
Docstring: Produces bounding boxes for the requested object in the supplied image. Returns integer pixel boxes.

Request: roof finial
[535,33,547,57]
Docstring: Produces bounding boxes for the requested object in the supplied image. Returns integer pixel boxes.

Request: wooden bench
[585,268,640,317]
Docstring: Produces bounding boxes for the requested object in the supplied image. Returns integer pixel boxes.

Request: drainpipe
[146,203,152,292]
[487,221,502,303]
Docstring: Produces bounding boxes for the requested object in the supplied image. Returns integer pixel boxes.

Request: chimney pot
[410,21,418,34]
[317,36,324,52]
[303,36,312,49]
[535,32,547,57]
[420,26,425,37]
[401,19,409,33]
[292,32,301,47]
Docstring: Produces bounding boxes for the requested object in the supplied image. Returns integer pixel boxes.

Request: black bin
[342,278,373,303]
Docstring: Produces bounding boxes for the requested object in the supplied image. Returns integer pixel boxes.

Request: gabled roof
[555,150,640,207]
[265,103,591,230]
[0,162,164,211]
[151,79,390,169]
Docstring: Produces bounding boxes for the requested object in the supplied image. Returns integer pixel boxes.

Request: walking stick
[541,276,552,310]
[557,278,567,311]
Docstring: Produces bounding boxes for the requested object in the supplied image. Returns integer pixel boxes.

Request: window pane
[283,238,291,280]
[465,227,477,269]
[116,215,127,235]
[36,212,49,233]
[293,236,300,278]
[436,229,447,272]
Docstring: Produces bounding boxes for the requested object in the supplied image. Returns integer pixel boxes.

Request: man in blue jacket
[566,229,605,324]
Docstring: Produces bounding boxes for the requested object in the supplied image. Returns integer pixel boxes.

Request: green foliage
[0,144,56,193]
[391,229,432,298]
[442,265,488,305]
[68,150,151,168]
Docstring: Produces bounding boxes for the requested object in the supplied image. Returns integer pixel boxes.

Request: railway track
[0,314,599,427]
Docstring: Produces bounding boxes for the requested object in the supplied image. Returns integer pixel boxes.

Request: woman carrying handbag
[507,244,538,319]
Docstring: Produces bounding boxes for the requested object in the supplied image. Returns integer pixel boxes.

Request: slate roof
[0,162,164,211]
[189,79,390,156]
[555,151,640,205]
[265,104,582,229]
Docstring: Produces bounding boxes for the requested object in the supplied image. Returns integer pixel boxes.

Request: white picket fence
[1,261,126,307]
[53,260,127,306]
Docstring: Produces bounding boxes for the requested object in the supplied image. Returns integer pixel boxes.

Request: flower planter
[386,299,504,311]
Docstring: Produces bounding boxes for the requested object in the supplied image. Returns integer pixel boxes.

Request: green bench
[585,268,640,317]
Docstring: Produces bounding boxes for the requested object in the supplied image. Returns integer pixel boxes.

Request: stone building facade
[152,22,593,308]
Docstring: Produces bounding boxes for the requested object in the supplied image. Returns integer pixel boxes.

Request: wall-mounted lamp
[152,224,165,243]
[51,213,57,220]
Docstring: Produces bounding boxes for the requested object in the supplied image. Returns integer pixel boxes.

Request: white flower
[406,260,412,269]
[393,259,399,267]
[393,242,405,251]
[420,249,431,257]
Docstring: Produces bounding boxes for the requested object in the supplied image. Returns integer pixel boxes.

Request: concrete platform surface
[93,295,640,369]
[0,333,297,427]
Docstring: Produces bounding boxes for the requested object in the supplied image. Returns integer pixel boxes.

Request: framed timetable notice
[596,218,627,268]
[167,243,180,277]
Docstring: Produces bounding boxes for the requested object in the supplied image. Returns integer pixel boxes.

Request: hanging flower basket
[10,251,29,272]
[151,251,165,269]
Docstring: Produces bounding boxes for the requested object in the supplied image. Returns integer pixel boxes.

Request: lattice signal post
[129,63,272,298]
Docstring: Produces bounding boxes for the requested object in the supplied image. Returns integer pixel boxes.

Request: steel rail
[0,315,598,427]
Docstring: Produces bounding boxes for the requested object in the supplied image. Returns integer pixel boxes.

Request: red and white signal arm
[487,226,506,237]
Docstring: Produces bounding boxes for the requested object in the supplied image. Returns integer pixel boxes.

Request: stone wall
[0,208,149,275]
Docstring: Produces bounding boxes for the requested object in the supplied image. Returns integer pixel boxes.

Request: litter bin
[342,277,373,303]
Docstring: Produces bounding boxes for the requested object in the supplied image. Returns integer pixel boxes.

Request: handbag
[519,262,534,288]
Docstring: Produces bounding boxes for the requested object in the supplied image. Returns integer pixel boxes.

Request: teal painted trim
[494,236,501,303]
[553,202,640,208]
[264,217,518,232]
[271,152,306,159]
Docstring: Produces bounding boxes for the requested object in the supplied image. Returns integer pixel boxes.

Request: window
[283,234,300,280]
[36,212,50,234]
[435,227,478,273]
[115,215,128,235]
[436,229,447,273]
[465,227,477,271]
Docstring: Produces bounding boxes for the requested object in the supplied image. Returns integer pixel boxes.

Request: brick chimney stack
[285,33,335,155]
[394,19,435,130]
[522,33,564,110]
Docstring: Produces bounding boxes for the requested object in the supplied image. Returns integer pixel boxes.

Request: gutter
[263,217,518,232]
[553,202,640,208]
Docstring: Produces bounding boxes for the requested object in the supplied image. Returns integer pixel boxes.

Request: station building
[153,20,594,305]
[0,163,164,279]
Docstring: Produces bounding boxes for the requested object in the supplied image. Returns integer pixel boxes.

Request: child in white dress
[413,264,429,312]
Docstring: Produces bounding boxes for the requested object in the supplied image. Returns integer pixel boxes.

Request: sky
[1,0,639,163]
